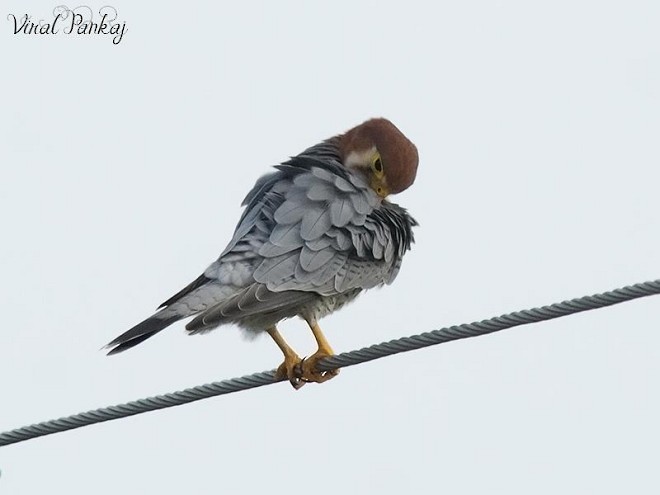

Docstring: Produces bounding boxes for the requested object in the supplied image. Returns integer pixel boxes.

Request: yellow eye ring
[371,153,384,177]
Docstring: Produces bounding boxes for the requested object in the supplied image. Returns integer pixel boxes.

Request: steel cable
[1,279,658,448]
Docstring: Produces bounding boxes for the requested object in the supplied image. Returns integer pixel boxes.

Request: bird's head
[338,118,418,198]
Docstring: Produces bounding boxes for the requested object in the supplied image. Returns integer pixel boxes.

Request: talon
[300,351,340,384]
[266,322,340,389]
[274,353,305,389]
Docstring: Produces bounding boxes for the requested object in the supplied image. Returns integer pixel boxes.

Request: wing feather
[186,284,317,332]
[330,197,354,227]
[205,154,416,327]
[300,207,332,241]
[299,245,336,272]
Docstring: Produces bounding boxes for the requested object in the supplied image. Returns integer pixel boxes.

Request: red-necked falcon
[106,118,419,389]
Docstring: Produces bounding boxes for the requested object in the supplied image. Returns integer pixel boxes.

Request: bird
[105,118,419,389]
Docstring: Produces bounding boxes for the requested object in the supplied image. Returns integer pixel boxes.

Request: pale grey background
[1,1,659,494]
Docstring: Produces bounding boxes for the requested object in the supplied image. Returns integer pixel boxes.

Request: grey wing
[248,163,388,296]
[107,153,417,351]
[255,162,416,295]
[186,157,416,332]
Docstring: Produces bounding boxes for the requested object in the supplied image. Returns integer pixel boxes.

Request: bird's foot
[275,352,305,390]
[300,350,340,384]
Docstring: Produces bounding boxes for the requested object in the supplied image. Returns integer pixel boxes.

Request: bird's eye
[371,154,384,176]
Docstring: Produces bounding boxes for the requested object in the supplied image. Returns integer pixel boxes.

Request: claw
[300,350,340,384]
[266,322,340,390]
[274,354,305,390]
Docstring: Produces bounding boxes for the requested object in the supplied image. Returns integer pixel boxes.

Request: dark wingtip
[106,331,159,355]
[158,274,211,309]
[104,314,180,355]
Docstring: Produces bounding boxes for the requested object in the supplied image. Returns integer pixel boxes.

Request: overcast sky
[2,1,660,494]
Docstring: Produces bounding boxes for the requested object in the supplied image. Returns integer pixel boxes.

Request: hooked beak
[370,176,390,198]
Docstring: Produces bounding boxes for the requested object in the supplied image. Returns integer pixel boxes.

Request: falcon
[106,118,419,389]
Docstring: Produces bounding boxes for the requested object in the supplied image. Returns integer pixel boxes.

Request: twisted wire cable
[1,279,658,448]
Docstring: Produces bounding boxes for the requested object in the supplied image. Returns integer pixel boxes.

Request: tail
[105,311,182,355]
[105,272,232,355]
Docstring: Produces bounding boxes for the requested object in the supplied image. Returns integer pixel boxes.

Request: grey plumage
[105,139,417,354]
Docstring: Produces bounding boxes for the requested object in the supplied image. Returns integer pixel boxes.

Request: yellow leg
[300,318,340,384]
[266,326,304,390]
